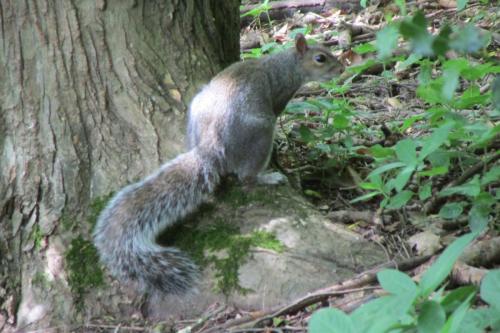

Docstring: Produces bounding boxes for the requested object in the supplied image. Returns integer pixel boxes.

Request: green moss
[249,230,285,252]
[60,193,114,232]
[32,271,50,289]
[60,213,74,231]
[58,193,112,311]
[218,185,274,208]
[167,219,284,295]
[87,192,114,228]
[31,224,43,250]
[65,236,104,310]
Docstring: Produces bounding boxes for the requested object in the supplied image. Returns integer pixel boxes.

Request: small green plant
[348,9,499,230]
[242,28,312,59]
[284,94,361,168]
[240,0,272,28]
[309,232,500,333]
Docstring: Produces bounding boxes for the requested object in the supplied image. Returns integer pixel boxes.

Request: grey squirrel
[93,34,344,294]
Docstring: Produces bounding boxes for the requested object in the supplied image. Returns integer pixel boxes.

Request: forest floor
[167,0,499,332]
[80,1,499,332]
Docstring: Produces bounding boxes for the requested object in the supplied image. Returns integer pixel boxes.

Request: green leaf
[417,79,445,105]
[347,59,378,75]
[391,164,416,192]
[419,166,449,177]
[400,11,434,56]
[427,150,451,169]
[420,123,454,160]
[377,269,418,296]
[418,301,446,333]
[474,125,500,148]
[350,191,381,203]
[439,202,465,220]
[262,42,280,53]
[369,144,395,159]
[443,58,470,72]
[353,42,377,55]
[240,0,271,17]
[457,0,468,10]
[400,113,425,132]
[460,307,500,333]
[299,125,316,143]
[439,176,481,198]
[441,286,477,314]
[468,203,490,233]
[418,59,433,85]
[315,143,331,153]
[419,183,432,200]
[396,53,422,72]
[395,139,417,164]
[360,182,382,191]
[304,189,322,198]
[450,24,490,54]
[480,270,500,308]
[432,25,452,56]
[368,173,384,186]
[395,0,406,15]
[334,114,349,129]
[441,292,474,333]
[474,191,496,206]
[369,162,406,177]
[309,308,354,333]
[386,190,414,209]
[442,68,460,101]
[481,166,500,186]
[351,295,414,333]
[461,63,500,81]
[381,70,395,80]
[452,85,489,109]
[376,25,399,59]
[419,233,476,298]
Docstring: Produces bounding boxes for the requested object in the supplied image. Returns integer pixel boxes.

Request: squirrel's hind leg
[228,127,287,185]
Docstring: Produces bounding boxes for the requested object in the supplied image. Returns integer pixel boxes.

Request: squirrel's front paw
[256,171,288,185]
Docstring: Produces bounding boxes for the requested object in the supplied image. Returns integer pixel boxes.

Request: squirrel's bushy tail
[93,148,222,294]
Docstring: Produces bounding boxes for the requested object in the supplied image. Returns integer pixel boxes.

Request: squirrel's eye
[314,54,326,63]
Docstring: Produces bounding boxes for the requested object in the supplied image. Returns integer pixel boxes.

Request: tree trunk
[0,0,239,330]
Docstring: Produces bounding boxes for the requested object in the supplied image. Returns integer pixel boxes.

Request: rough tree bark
[0,0,239,331]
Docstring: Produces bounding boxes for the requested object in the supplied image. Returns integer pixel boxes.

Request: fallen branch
[460,236,500,267]
[451,261,488,286]
[240,0,327,27]
[327,209,391,225]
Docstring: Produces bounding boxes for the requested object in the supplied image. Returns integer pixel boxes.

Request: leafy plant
[240,0,272,28]
[309,233,500,333]
[350,9,498,229]
[284,93,361,170]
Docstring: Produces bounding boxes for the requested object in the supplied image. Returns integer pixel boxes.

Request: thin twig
[83,323,146,331]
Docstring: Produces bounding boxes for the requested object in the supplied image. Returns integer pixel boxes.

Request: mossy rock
[147,183,386,319]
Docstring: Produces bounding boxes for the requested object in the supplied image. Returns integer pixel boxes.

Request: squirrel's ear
[295,33,308,56]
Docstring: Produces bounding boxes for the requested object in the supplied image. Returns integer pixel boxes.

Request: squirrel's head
[295,33,344,82]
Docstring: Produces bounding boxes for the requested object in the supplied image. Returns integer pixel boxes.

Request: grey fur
[93,34,343,294]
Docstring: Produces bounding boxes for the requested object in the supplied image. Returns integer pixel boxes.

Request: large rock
[147,182,385,319]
